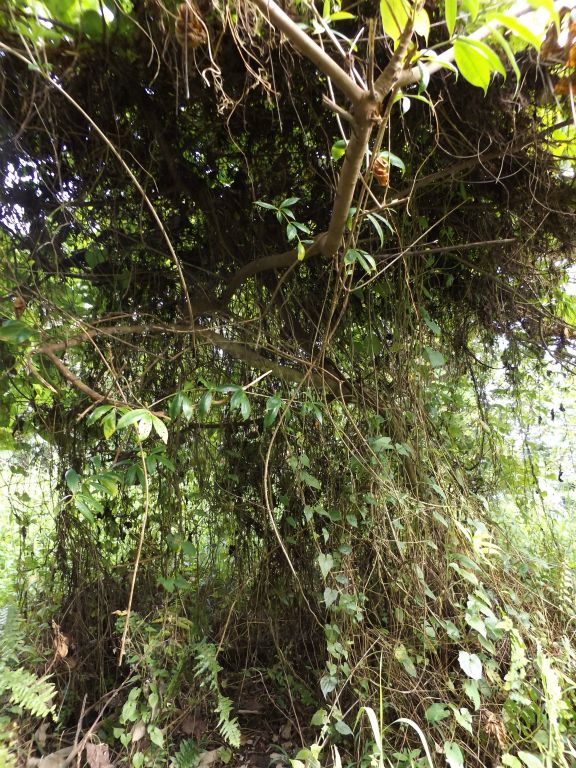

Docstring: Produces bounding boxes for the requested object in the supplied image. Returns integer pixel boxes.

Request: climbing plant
[0,0,575,764]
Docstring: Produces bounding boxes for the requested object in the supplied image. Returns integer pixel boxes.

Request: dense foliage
[0,0,575,765]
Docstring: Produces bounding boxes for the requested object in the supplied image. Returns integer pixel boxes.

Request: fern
[0,605,56,718]
[0,743,16,768]
[0,606,21,663]
[193,642,240,748]
[0,667,56,717]
[171,738,201,768]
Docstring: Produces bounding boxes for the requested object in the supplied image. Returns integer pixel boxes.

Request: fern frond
[0,667,56,717]
[0,743,16,768]
[193,642,240,747]
[217,694,240,748]
[0,605,22,664]
[171,738,201,768]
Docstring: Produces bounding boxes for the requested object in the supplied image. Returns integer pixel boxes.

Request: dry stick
[118,441,150,666]
[0,42,195,326]
[262,382,325,630]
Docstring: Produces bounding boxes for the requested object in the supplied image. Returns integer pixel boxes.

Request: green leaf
[490,13,542,50]
[444,741,464,768]
[147,724,164,748]
[518,753,544,768]
[320,674,338,697]
[394,644,417,677]
[451,706,473,734]
[301,471,321,489]
[219,748,233,764]
[458,651,483,680]
[329,11,355,21]
[461,0,478,19]
[370,435,393,452]
[356,251,376,274]
[198,391,213,417]
[151,415,168,444]
[136,413,153,441]
[102,410,117,439]
[292,221,311,234]
[414,7,430,41]
[462,679,481,710]
[311,708,328,726]
[422,309,441,335]
[80,9,106,38]
[462,38,506,77]
[86,405,113,425]
[465,611,487,637]
[378,151,405,173]
[444,620,460,640]
[419,51,459,75]
[334,719,353,736]
[230,389,251,420]
[425,347,446,368]
[255,200,277,210]
[324,587,339,608]
[264,395,282,427]
[99,474,118,496]
[380,0,410,42]
[169,392,183,420]
[116,409,149,431]
[180,395,194,421]
[158,576,175,593]
[75,494,96,523]
[65,468,80,493]
[490,28,521,92]
[366,213,387,247]
[280,197,300,208]
[286,223,297,241]
[0,320,35,344]
[425,702,450,723]
[318,552,334,578]
[501,756,522,768]
[445,0,457,37]
[453,38,492,92]
[297,241,306,261]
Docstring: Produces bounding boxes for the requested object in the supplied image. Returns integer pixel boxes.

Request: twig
[118,442,150,665]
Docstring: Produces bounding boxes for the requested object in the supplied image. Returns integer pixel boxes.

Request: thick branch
[222,234,326,301]
[373,12,417,99]
[250,0,364,105]
[321,101,376,257]
[30,322,354,405]
[322,20,416,257]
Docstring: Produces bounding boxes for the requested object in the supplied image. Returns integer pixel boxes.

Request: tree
[0,0,575,764]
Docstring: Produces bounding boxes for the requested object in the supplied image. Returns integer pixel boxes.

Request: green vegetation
[0,0,575,765]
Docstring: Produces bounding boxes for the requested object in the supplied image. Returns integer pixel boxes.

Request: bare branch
[222,234,327,301]
[30,321,355,405]
[373,10,418,99]
[321,99,377,257]
[250,0,364,105]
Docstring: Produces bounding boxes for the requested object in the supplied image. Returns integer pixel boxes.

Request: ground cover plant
[0,0,575,765]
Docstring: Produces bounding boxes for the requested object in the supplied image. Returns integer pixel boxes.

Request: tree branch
[250,0,364,105]
[222,233,327,301]
[30,322,355,405]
